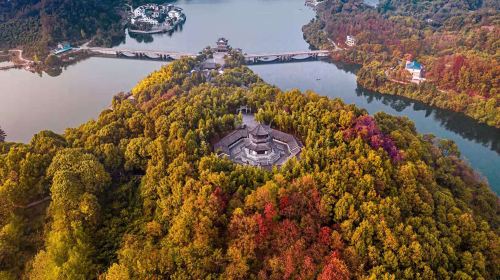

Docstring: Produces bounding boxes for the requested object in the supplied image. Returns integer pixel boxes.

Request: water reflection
[330,61,360,74]
[250,61,499,191]
[311,59,500,155]
[127,22,186,44]
[355,87,500,154]
[128,32,155,44]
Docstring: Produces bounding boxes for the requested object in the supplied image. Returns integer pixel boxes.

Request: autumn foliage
[0,60,498,279]
[303,0,500,127]
[344,115,402,162]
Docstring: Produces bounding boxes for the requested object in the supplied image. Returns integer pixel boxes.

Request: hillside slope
[303,0,499,127]
[0,0,137,58]
[0,60,498,279]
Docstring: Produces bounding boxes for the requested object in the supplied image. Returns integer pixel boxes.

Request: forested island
[303,0,499,127]
[1,58,498,279]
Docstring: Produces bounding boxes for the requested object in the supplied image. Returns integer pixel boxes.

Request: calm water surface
[0,59,163,142]
[251,62,500,192]
[116,0,314,53]
[0,0,498,192]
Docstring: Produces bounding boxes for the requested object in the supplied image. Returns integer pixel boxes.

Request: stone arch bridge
[80,47,332,64]
[244,50,331,64]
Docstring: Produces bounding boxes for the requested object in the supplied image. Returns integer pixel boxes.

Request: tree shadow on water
[355,86,500,154]
[129,32,155,44]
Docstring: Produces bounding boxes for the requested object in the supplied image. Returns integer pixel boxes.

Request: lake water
[0,0,498,192]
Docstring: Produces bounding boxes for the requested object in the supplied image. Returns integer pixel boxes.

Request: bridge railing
[81,47,333,63]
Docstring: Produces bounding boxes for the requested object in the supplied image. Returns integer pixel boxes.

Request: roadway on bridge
[79,46,332,60]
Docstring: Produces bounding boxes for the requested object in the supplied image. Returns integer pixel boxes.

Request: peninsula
[1,55,498,280]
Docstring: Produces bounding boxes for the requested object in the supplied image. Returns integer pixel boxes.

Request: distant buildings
[214,121,302,168]
[168,9,183,21]
[52,43,72,55]
[405,60,425,82]
[130,4,185,33]
[345,35,356,47]
[132,4,165,25]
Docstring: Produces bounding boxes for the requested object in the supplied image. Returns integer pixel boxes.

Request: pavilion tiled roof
[271,129,301,154]
[214,129,248,154]
[213,123,302,166]
[246,141,272,152]
[249,124,270,137]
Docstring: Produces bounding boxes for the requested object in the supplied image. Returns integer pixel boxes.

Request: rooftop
[249,124,270,137]
[213,113,301,168]
[406,60,422,70]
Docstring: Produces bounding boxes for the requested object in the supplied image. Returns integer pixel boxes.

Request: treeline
[0,0,180,59]
[303,0,499,127]
[0,0,129,59]
[0,59,498,279]
[357,61,500,126]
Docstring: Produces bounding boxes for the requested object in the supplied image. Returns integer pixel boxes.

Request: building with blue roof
[406,60,422,70]
[53,43,73,55]
[405,60,424,82]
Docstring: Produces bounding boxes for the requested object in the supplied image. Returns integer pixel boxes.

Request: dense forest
[303,0,499,127]
[0,59,498,279]
[0,0,164,58]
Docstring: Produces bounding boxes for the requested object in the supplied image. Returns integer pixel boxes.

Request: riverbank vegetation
[0,0,165,59]
[0,59,498,279]
[303,0,499,127]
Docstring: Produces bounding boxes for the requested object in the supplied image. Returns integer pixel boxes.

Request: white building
[131,4,167,26]
[405,60,425,83]
[130,4,185,30]
[346,35,356,47]
[168,10,178,18]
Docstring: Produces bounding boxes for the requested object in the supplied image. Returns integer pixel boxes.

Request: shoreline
[128,27,173,34]
[301,26,500,129]
[128,3,186,35]
[128,17,186,34]
[128,23,177,34]
[331,50,500,129]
